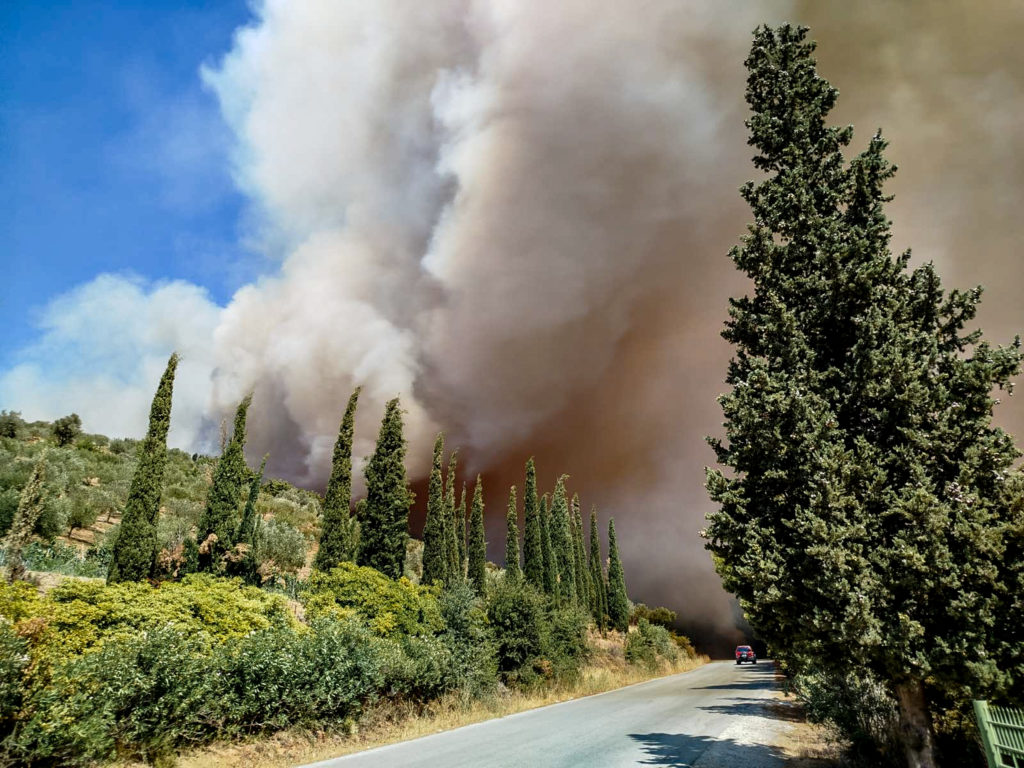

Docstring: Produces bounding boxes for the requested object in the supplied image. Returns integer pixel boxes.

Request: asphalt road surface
[302,661,794,768]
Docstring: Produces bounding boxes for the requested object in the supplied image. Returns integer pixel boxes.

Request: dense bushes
[625,618,679,670]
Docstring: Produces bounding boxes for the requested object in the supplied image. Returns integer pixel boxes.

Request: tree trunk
[895,679,937,768]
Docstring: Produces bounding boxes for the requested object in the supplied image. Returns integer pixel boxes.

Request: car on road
[735,645,757,664]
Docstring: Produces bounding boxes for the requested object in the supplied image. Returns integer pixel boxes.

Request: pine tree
[468,476,486,594]
[606,518,629,632]
[522,458,544,589]
[197,394,252,573]
[421,432,448,586]
[456,483,467,578]
[108,352,178,583]
[505,485,521,581]
[358,397,412,578]
[548,477,576,605]
[314,387,361,570]
[589,507,607,630]
[3,457,46,583]
[571,494,590,609]
[703,25,1023,766]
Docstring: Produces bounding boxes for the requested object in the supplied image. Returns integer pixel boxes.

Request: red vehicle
[735,645,757,665]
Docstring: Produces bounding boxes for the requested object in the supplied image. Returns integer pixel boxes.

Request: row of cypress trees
[102,352,633,632]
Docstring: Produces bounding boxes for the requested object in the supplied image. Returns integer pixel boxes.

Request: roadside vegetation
[704,24,1024,768]
[0,360,693,766]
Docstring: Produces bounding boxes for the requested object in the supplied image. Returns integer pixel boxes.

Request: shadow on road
[698,697,804,722]
[693,663,778,691]
[627,732,787,767]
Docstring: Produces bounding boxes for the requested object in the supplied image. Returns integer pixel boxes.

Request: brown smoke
[197,0,1023,653]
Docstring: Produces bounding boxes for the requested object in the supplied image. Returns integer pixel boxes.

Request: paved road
[302,661,793,768]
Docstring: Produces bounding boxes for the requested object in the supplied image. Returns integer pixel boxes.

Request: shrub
[625,618,679,670]
[256,517,308,572]
[545,604,591,679]
[0,622,28,741]
[486,577,548,681]
[631,603,677,629]
[0,580,42,623]
[18,541,106,578]
[302,563,443,638]
[438,582,496,697]
[0,411,23,439]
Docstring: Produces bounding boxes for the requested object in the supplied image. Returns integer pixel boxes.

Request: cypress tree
[231,454,267,584]
[539,493,557,596]
[571,493,590,609]
[589,507,607,630]
[606,518,629,632]
[197,394,252,573]
[421,432,448,586]
[522,458,544,589]
[442,452,461,582]
[3,457,46,583]
[703,25,1023,764]
[505,485,520,581]
[314,387,361,570]
[549,477,576,605]
[456,483,467,577]
[358,397,411,578]
[468,476,486,593]
[108,352,178,584]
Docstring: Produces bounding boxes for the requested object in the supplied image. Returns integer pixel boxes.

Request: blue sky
[0,0,255,369]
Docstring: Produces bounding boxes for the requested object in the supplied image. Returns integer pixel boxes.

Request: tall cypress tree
[589,507,607,630]
[571,493,590,609]
[314,387,361,570]
[468,476,486,593]
[231,454,267,584]
[539,493,557,596]
[549,477,576,605]
[358,398,411,579]
[703,25,1023,765]
[421,433,448,586]
[522,458,544,589]
[108,353,179,583]
[456,483,467,577]
[443,450,460,582]
[505,485,520,581]
[606,518,629,632]
[197,394,252,573]
[3,457,46,583]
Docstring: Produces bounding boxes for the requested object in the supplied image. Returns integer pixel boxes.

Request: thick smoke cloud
[5,1,1022,651]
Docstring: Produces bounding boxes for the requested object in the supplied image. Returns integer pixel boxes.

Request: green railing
[975,700,1024,768]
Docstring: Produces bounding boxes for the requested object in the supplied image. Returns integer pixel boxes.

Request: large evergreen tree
[421,432,448,586]
[522,458,544,589]
[606,518,629,632]
[3,457,46,583]
[505,485,521,581]
[571,494,590,609]
[703,25,1022,768]
[314,387,361,570]
[468,476,487,594]
[230,454,267,584]
[539,493,557,596]
[197,394,252,573]
[548,477,576,605]
[358,398,412,578]
[455,483,467,579]
[108,352,179,583]
[443,450,460,582]
[589,507,607,630]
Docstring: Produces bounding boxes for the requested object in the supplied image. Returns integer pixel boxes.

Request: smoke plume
[5,0,1022,652]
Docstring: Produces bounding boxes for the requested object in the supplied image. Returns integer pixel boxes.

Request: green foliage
[0,622,27,740]
[522,458,543,590]
[358,398,412,579]
[437,582,497,698]
[455,484,467,580]
[504,485,520,581]
[704,24,1023,763]
[548,477,575,605]
[624,618,679,670]
[421,433,448,586]
[254,517,308,573]
[0,411,23,439]
[606,519,629,632]
[13,541,108,579]
[570,494,589,610]
[303,562,443,638]
[108,352,178,584]
[486,576,548,680]
[544,603,590,680]
[539,493,556,596]
[442,451,460,582]
[3,457,46,583]
[467,477,487,594]
[315,388,361,570]
[0,579,41,622]
[198,394,252,572]
[51,413,82,447]
[631,603,677,629]
[588,507,607,630]
[235,455,267,550]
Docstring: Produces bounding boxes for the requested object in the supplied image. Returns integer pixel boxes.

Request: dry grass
[135,633,707,768]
